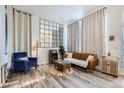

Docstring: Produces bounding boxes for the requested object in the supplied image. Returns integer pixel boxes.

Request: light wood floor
[4,64,124,88]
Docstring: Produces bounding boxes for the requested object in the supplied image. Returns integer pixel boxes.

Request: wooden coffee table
[54,60,71,74]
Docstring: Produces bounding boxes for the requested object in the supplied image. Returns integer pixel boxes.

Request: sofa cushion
[64,58,74,63]
[80,53,89,60]
[67,53,72,58]
[72,52,81,59]
[18,56,29,61]
[64,58,88,68]
[72,59,88,68]
[86,55,94,62]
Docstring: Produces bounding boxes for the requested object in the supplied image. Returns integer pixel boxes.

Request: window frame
[39,18,63,48]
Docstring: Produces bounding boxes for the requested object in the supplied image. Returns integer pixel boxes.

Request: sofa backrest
[13,52,27,60]
[72,52,97,60]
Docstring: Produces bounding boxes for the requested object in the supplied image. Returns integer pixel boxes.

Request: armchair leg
[35,66,37,69]
[24,71,27,74]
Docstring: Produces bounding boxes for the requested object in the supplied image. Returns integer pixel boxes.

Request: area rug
[49,68,73,76]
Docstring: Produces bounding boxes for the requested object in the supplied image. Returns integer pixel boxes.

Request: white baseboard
[38,62,49,65]
[0,84,2,88]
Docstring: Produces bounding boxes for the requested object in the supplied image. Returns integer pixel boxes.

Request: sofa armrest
[87,58,98,70]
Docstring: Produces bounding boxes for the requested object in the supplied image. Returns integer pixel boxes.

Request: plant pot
[60,55,64,61]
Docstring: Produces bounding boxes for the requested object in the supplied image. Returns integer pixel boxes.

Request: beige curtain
[82,8,106,62]
[67,21,79,52]
[13,8,32,56]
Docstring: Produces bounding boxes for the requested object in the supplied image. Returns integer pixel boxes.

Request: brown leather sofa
[65,52,98,71]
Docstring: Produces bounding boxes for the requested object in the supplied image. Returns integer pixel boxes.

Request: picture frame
[109,36,114,41]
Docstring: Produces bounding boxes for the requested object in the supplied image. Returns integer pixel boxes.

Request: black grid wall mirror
[39,18,63,48]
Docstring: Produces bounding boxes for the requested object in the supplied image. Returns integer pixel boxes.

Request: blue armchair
[12,52,38,72]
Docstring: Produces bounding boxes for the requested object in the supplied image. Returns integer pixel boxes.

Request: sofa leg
[86,70,89,73]
[86,69,93,73]
[86,69,90,73]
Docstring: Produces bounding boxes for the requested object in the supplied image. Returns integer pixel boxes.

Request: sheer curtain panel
[82,8,106,64]
[13,9,32,56]
[67,21,79,52]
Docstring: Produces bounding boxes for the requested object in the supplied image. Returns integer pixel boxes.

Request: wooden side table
[101,56,119,77]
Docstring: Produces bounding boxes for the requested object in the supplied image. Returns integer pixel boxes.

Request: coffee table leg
[54,65,56,69]
[62,69,64,74]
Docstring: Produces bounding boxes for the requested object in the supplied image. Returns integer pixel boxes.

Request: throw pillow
[18,57,29,61]
[86,55,94,62]
[67,53,72,58]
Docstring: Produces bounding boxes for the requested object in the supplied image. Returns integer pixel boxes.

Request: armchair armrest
[14,60,29,63]
[13,60,28,70]
[13,60,28,66]
[28,57,37,62]
[87,58,98,70]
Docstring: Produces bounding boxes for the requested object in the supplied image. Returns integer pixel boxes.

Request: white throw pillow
[67,53,72,58]
[86,55,94,62]
[18,57,29,61]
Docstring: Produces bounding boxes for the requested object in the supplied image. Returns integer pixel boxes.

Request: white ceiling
[13,5,102,24]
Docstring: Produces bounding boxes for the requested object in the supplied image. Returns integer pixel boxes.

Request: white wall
[0,6,5,65]
[38,48,59,64]
[32,16,39,42]
[0,5,5,87]
[106,6,124,69]
[7,6,14,69]
[63,24,67,51]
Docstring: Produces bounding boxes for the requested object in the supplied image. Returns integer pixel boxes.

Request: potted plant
[59,45,65,61]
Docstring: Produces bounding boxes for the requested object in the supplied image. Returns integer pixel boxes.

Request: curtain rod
[82,7,107,19]
[13,7,32,16]
[68,7,107,25]
[67,19,79,25]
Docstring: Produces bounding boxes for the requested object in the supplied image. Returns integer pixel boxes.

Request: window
[39,18,63,48]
